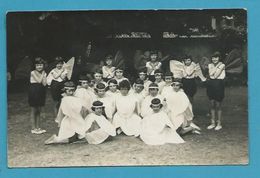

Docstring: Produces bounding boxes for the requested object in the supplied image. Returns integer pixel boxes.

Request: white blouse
[208,63,225,79]
[146,61,162,75]
[102,66,115,79]
[30,70,47,84]
[183,62,197,79]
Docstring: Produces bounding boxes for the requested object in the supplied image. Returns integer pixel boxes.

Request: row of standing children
[28,50,225,143]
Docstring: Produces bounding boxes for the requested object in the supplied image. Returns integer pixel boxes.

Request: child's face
[94,73,102,82]
[65,88,75,96]
[150,54,158,62]
[164,76,173,84]
[172,83,181,92]
[135,85,144,93]
[97,89,105,97]
[151,105,161,113]
[120,88,129,96]
[109,84,117,92]
[139,73,146,80]
[155,74,162,82]
[80,81,89,89]
[149,88,158,97]
[56,62,63,69]
[106,59,113,66]
[94,107,103,116]
[212,57,220,64]
[184,58,192,66]
[35,64,44,72]
[115,71,123,78]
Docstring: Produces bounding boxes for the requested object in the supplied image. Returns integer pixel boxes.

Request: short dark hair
[118,80,131,90]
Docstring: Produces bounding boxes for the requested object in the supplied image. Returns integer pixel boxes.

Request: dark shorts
[206,79,225,102]
[50,80,64,102]
[182,78,197,97]
[28,83,46,107]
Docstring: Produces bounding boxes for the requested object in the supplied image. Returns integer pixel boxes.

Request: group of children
[28,50,226,145]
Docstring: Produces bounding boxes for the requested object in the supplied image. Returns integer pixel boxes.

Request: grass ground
[7,86,248,167]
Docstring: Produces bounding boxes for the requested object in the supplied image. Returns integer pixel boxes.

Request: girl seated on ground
[113,67,129,84]
[94,82,115,122]
[85,101,116,144]
[140,98,185,145]
[165,78,201,135]
[102,55,116,82]
[113,80,142,137]
[90,69,106,89]
[74,75,95,112]
[154,69,166,94]
[106,79,120,98]
[161,71,174,98]
[45,81,88,145]
[141,83,166,117]
[129,78,146,115]
[137,69,152,96]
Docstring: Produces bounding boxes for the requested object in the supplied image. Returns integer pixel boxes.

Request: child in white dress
[140,98,184,145]
[85,101,116,144]
[91,69,106,88]
[161,71,173,98]
[113,80,142,136]
[102,55,116,82]
[106,79,120,98]
[94,82,115,122]
[141,83,166,117]
[114,67,129,84]
[129,79,146,115]
[45,81,88,144]
[137,69,152,96]
[165,78,201,135]
[74,75,95,112]
[154,69,166,94]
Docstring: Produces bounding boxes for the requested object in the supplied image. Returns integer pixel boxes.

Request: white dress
[85,113,116,144]
[74,87,95,112]
[94,94,115,121]
[161,85,172,98]
[106,90,120,100]
[141,94,166,117]
[143,79,152,95]
[55,96,87,141]
[113,94,142,136]
[165,90,194,129]
[129,89,146,115]
[140,111,185,145]
[155,80,166,94]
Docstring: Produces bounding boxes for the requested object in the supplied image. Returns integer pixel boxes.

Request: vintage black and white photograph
[7,9,248,167]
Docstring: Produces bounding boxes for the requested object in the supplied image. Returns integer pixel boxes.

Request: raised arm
[213,64,225,79]
[31,71,46,84]
[52,68,64,79]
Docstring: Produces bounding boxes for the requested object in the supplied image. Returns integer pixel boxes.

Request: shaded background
[7,9,247,91]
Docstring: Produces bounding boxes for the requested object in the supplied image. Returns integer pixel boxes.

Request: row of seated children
[44,75,201,145]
